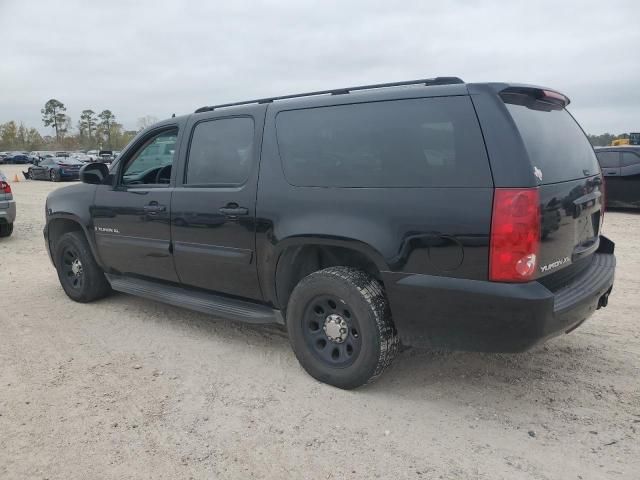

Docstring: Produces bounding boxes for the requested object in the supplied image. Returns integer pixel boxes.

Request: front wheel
[287,267,399,389]
[50,169,60,182]
[54,231,111,302]
[26,168,33,179]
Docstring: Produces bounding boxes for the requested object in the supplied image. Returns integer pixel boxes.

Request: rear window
[505,104,600,184]
[276,96,491,188]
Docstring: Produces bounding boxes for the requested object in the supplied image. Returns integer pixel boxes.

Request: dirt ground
[0,163,638,480]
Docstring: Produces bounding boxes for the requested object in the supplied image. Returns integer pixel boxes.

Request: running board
[106,275,284,325]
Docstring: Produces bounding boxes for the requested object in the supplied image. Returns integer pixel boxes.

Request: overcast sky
[1,0,638,135]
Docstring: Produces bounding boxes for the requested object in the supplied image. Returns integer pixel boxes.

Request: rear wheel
[26,168,33,179]
[0,223,13,237]
[50,169,60,182]
[54,231,111,302]
[287,267,398,389]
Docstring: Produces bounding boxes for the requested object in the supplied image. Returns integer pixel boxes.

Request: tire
[286,267,399,389]
[26,168,33,179]
[54,231,111,302]
[50,169,60,182]
[0,223,13,237]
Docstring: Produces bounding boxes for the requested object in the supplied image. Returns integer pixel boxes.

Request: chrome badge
[534,166,543,182]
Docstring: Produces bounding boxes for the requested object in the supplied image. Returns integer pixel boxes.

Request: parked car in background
[0,152,8,163]
[3,152,31,164]
[86,150,99,162]
[26,156,83,181]
[595,146,640,208]
[98,150,114,163]
[0,170,16,237]
[70,153,92,164]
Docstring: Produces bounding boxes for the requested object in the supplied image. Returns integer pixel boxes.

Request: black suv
[44,78,616,389]
[595,146,640,208]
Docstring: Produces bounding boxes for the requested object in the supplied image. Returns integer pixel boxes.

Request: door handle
[143,203,166,213]
[219,203,248,216]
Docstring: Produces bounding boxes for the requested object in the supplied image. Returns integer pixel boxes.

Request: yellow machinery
[611,138,630,146]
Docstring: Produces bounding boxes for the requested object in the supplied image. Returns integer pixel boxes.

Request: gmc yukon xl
[44,77,615,388]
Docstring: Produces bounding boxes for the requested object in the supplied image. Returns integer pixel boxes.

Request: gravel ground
[0,164,639,480]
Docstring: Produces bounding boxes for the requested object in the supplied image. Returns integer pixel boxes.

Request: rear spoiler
[499,85,570,111]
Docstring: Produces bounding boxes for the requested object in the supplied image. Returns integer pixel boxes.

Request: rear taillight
[489,188,541,282]
[0,181,11,194]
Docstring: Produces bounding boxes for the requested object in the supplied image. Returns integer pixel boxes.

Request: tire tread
[288,266,399,388]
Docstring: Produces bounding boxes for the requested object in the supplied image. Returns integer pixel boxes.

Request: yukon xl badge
[540,256,570,273]
[95,226,120,234]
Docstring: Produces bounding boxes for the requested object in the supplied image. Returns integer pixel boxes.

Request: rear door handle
[219,203,248,216]
[143,203,166,213]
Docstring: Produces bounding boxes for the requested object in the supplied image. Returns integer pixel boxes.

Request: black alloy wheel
[302,294,362,368]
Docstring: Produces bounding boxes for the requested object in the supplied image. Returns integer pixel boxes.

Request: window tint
[621,151,640,167]
[186,117,254,185]
[505,104,600,184]
[123,129,177,184]
[276,96,491,188]
[596,151,620,168]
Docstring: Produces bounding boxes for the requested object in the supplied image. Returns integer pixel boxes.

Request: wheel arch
[47,215,102,268]
[270,236,389,312]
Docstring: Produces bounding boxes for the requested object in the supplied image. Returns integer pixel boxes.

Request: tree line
[0,99,632,151]
[586,133,631,147]
[0,98,158,152]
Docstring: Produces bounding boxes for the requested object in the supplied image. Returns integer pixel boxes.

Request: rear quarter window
[505,103,600,184]
[275,96,491,188]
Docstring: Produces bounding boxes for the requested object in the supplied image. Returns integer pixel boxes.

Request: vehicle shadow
[367,335,620,408]
[99,290,617,406]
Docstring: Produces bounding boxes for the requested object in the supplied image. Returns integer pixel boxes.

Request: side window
[596,151,620,168]
[275,96,491,188]
[621,152,640,167]
[122,129,178,185]
[185,117,254,186]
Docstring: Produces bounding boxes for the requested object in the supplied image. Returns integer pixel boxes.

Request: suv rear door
[498,88,604,285]
[170,105,266,301]
[617,150,640,207]
[596,150,621,177]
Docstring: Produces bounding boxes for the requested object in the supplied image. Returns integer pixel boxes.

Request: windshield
[505,104,600,184]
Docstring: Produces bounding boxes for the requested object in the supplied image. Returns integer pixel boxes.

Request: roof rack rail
[194,76,464,113]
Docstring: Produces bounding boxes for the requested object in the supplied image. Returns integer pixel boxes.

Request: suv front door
[171,106,265,300]
[92,126,181,282]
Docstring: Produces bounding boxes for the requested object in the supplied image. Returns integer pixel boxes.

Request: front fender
[45,183,101,267]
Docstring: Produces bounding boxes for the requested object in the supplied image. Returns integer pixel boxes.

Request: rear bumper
[384,236,615,352]
[0,200,16,224]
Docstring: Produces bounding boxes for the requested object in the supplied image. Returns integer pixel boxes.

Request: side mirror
[80,162,110,185]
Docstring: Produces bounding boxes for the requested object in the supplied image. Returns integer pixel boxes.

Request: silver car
[0,170,16,237]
